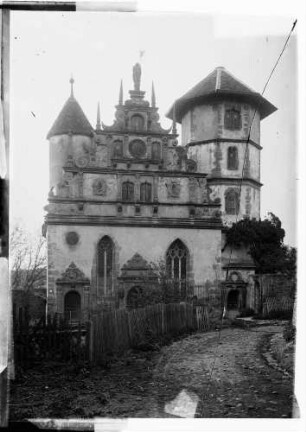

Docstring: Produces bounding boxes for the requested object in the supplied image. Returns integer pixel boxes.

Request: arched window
[122,181,134,202]
[140,182,152,202]
[225,189,240,215]
[113,140,123,158]
[224,107,241,130]
[97,236,114,294]
[130,114,144,131]
[151,142,161,160]
[64,291,81,322]
[166,239,188,281]
[227,146,238,170]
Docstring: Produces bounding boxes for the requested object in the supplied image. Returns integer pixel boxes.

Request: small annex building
[44,64,276,321]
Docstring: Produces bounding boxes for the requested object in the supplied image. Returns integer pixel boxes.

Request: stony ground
[9,323,295,420]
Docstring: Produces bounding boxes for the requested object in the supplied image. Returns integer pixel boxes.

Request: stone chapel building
[45,64,276,321]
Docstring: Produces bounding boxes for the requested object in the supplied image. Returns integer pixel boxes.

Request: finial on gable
[96,102,101,130]
[69,75,74,97]
[151,81,156,108]
[119,80,123,105]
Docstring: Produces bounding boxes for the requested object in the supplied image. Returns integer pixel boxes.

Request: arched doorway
[126,286,143,310]
[64,291,81,322]
[227,289,240,310]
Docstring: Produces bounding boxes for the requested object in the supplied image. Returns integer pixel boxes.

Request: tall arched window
[97,236,114,294]
[122,181,134,202]
[130,114,144,131]
[227,146,238,170]
[224,107,241,130]
[140,182,152,202]
[113,140,123,158]
[151,142,161,160]
[166,239,188,281]
[225,189,240,215]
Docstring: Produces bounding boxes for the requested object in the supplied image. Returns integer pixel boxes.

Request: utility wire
[207,19,297,389]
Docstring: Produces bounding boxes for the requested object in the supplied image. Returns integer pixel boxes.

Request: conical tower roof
[167,66,277,122]
[47,81,93,139]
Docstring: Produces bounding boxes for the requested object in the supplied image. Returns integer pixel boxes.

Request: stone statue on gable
[133,62,141,91]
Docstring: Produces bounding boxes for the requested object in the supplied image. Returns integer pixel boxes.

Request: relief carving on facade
[167,180,181,198]
[198,178,209,203]
[188,177,198,202]
[92,178,107,196]
[75,155,89,168]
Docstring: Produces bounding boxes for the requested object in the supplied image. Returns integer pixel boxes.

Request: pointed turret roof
[167,66,277,122]
[47,79,93,139]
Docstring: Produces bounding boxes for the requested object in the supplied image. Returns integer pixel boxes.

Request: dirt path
[10,325,294,420]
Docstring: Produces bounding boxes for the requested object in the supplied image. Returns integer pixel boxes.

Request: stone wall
[47,224,222,315]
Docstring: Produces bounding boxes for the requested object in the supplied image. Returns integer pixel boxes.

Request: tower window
[166,239,188,281]
[224,108,241,130]
[151,142,161,160]
[140,182,152,202]
[227,146,239,170]
[130,114,144,131]
[225,189,240,215]
[122,181,134,202]
[97,236,114,294]
[113,140,123,158]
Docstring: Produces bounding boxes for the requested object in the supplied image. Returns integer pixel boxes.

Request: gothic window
[227,146,239,170]
[97,236,114,294]
[113,140,123,158]
[151,142,161,160]
[130,114,144,131]
[225,189,240,215]
[129,139,146,158]
[166,239,188,281]
[122,181,134,202]
[140,182,152,202]
[224,107,241,130]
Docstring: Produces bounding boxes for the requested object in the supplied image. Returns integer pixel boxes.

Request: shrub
[283,323,296,342]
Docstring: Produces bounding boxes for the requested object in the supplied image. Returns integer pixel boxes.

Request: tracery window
[224,107,241,130]
[122,181,134,202]
[151,142,161,160]
[97,236,114,294]
[140,182,152,202]
[227,146,239,170]
[130,114,144,131]
[225,189,240,215]
[113,140,123,158]
[166,239,188,281]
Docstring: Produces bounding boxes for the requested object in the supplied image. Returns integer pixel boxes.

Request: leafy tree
[224,213,296,276]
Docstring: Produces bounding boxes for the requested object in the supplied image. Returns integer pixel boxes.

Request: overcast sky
[10,10,297,245]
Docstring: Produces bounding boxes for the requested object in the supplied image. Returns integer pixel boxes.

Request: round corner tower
[167,66,277,224]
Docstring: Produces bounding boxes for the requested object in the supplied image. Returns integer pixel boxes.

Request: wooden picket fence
[91,303,210,364]
[13,316,91,369]
[262,296,294,318]
[13,303,211,368]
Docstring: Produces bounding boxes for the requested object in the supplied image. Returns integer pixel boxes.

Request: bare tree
[10,225,46,293]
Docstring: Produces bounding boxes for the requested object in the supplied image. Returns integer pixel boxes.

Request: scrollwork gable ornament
[57,262,90,285]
